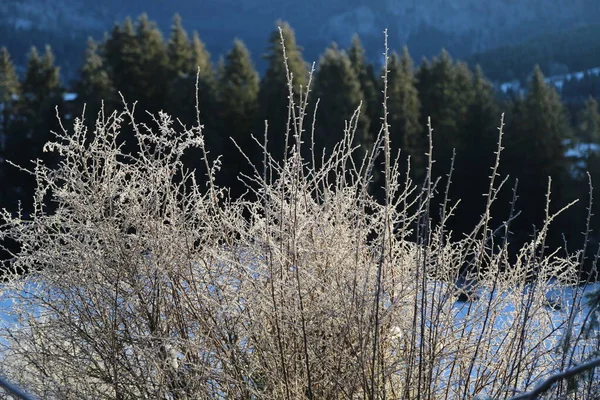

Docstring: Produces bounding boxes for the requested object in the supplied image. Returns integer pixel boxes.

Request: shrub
[0,29,599,399]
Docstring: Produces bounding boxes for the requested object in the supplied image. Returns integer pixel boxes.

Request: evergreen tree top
[399,46,414,72]
[348,34,367,67]
[261,21,307,87]
[168,14,189,48]
[220,39,259,92]
[0,47,20,104]
[191,31,213,74]
[167,14,192,75]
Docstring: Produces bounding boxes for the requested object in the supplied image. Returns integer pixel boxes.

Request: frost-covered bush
[0,30,599,399]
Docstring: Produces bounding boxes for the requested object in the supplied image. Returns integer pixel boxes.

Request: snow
[62,93,78,102]
[499,65,600,94]
[1,276,599,396]
[565,142,600,159]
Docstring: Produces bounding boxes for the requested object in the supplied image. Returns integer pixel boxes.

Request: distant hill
[467,23,600,84]
[1,0,600,81]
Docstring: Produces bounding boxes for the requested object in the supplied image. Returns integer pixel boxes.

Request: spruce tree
[416,50,457,175]
[258,21,308,161]
[576,97,600,148]
[313,44,368,160]
[18,45,63,152]
[189,31,217,126]
[453,61,476,146]
[166,14,192,77]
[171,30,218,180]
[386,47,423,179]
[416,50,475,179]
[134,14,169,112]
[452,65,500,234]
[0,47,20,151]
[8,46,63,212]
[0,47,21,210]
[165,16,196,121]
[348,34,379,150]
[503,65,572,245]
[217,39,259,197]
[165,29,216,128]
[577,97,600,252]
[102,18,139,102]
[569,96,600,180]
[75,38,115,118]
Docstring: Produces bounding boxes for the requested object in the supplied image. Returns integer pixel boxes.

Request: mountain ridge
[1,0,599,80]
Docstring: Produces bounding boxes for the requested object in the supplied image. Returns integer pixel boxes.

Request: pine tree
[503,65,572,244]
[348,34,379,151]
[313,44,368,160]
[75,38,115,118]
[386,47,423,178]
[217,39,259,197]
[576,96,600,147]
[0,47,20,151]
[102,15,169,154]
[258,21,308,161]
[576,97,600,256]
[7,46,63,212]
[165,29,216,127]
[453,61,476,146]
[18,45,63,151]
[170,30,218,180]
[166,14,192,77]
[570,96,600,179]
[134,14,169,112]
[451,65,500,234]
[0,47,21,209]
[416,50,475,178]
[191,32,212,74]
[102,18,139,102]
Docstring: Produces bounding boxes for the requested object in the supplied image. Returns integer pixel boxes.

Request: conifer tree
[576,97,600,247]
[18,45,63,152]
[0,47,20,151]
[165,28,216,128]
[0,47,21,209]
[75,38,115,118]
[348,34,379,148]
[313,44,369,160]
[416,50,475,178]
[134,14,169,112]
[258,21,308,161]
[188,31,217,126]
[416,50,457,173]
[7,46,63,211]
[166,14,192,77]
[165,16,202,121]
[102,18,139,102]
[217,39,259,196]
[503,65,572,244]
[576,97,600,148]
[452,65,500,234]
[453,61,476,144]
[570,96,600,178]
[386,47,423,178]
[170,30,218,179]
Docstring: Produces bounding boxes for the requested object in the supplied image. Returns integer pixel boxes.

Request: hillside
[468,23,600,83]
[1,0,600,79]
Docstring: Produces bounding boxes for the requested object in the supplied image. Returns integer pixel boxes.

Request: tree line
[468,22,600,83]
[1,14,600,276]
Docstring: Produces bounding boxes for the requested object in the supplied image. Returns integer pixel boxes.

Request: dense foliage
[1,15,600,276]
